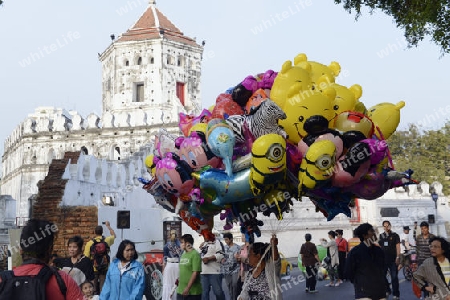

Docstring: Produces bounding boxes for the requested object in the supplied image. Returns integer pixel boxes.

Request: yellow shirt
[83,235,115,272]
[348,238,361,252]
[438,257,450,286]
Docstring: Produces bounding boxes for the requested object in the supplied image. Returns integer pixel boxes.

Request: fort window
[167,55,174,65]
[134,82,144,102]
[111,146,120,161]
[177,56,184,67]
[176,82,185,106]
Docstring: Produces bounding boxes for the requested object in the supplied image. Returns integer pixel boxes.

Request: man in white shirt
[199,232,225,300]
[399,226,416,268]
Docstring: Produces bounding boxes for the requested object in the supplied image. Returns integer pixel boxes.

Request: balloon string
[241,244,272,295]
[271,238,276,297]
[275,201,283,220]
[268,213,294,236]
[374,125,395,169]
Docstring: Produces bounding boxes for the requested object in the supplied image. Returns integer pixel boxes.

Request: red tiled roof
[117,4,199,47]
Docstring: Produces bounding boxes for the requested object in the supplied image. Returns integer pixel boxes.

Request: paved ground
[152,257,419,300]
[281,257,418,299]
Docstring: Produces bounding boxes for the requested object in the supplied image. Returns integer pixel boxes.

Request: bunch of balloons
[141,53,416,241]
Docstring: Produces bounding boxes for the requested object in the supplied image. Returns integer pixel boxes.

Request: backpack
[90,237,110,274]
[0,264,67,300]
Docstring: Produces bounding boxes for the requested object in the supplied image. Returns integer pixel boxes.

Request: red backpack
[90,237,110,274]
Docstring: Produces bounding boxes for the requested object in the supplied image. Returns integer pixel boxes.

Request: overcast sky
[1,0,449,166]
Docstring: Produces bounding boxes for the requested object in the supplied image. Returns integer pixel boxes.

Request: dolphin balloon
[206,119,236,177]
[194,168,254,206]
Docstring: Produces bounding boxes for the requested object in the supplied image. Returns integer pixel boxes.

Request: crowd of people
[300,229,348,293]
[0,219,146,300]
[1,218,449,300]
[172,231,281,300]
[0,218,282,300]
[169,220,450,300]
[299,221,450,300]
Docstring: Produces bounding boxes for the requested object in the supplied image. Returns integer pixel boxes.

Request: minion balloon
[298,139,336,197]
[250,134,287,195]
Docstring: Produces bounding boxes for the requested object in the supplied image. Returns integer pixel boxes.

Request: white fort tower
[1,1,204,218]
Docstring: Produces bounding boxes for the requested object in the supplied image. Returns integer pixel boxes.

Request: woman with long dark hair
[320,231,340,287]
[335,229,348,284]
[100,239,145,300]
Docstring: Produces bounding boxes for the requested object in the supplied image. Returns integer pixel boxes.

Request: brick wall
[51,206,98,256]
[31,152,99,256]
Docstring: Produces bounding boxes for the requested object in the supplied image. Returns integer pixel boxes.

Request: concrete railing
[3,105,188,151]
[62,150,151,189]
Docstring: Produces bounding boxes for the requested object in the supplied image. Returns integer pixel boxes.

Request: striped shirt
[416,233,436,265]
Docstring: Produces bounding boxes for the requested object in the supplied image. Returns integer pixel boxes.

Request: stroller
[401,246,417,281]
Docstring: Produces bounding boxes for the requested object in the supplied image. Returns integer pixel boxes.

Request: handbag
[323,256,331,265]
[412,280,421,298]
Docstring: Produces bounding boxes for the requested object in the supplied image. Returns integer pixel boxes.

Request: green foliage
[335,0,450,55]
[388,122,450,194]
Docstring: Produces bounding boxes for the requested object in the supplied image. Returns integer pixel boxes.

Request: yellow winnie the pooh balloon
[279,77,336,145]
[270,60,312,109]
[368,101,405,139]
[330,83,363,118]
[294,53,341,87]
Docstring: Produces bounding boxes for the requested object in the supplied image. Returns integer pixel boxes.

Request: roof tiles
[117,4,199,47]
